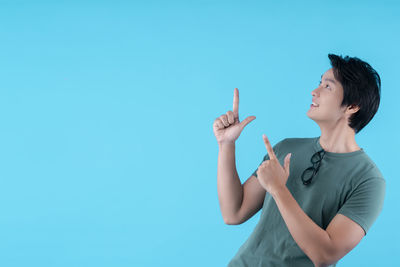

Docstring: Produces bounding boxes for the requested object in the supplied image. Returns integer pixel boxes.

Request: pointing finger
[263,134,277,160]
[233,88,239,120]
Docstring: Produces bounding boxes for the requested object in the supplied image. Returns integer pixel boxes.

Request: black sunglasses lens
[302,167,314,182]
[311,152,322,164]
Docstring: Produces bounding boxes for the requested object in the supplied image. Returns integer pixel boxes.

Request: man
[213,54,385,267]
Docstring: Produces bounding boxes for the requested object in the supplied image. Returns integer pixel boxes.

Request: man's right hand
[213,88,256,145]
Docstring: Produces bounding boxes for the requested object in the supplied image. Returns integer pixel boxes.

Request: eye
[325,84,330,89]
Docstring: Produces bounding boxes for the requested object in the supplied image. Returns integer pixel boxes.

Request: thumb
[284,153,292,174]
[240,116,256,130]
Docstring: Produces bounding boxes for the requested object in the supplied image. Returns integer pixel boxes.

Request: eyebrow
[320,74,337,85]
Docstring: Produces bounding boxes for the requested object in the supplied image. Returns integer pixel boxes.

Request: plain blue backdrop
[0,0,398,266]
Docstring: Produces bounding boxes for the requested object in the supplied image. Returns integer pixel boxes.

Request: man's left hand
[257,134,292,195]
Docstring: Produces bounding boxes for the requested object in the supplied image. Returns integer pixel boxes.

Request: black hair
[328,54,381,134]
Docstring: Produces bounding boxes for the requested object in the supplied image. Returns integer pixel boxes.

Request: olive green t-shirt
[227,136,386,267]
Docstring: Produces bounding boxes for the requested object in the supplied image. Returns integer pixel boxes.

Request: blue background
[0,0,398,266]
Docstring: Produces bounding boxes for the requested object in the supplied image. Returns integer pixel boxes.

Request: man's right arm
[217,142,266,225]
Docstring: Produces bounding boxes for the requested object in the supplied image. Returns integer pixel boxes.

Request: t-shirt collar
[313,136,364,158]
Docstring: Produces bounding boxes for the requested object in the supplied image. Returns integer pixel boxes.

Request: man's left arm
[272,186,364,267]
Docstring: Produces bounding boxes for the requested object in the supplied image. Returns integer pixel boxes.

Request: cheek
[317,101,339,116]
[323,93,342,108]
[323,102,346,118]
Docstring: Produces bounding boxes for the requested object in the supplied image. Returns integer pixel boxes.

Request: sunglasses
[301,149,326,185]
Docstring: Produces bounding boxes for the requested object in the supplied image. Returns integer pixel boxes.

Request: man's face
[306,68,349,124]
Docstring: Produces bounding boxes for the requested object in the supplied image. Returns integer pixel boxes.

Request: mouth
[310,102,319,108]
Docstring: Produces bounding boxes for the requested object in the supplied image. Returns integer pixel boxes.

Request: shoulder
[356,152,385,183]
[276,136,317,149]
[341,152,386,196]
[271,137,317,160]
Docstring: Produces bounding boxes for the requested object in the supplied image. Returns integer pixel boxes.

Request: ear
[347,104,360,114]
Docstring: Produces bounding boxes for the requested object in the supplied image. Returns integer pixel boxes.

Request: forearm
[271,186,332,267]
[217,142,243,223]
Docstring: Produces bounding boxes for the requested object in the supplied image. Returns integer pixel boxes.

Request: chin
[306,111,317,121]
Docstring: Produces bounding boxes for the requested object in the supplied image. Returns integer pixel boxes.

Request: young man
[213,54,385,267]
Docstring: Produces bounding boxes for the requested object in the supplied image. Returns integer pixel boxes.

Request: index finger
[233,88,239,118]
[263,134,277,160]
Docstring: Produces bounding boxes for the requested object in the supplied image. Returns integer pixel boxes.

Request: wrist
[270,185,288,199]
[218,141,235,149]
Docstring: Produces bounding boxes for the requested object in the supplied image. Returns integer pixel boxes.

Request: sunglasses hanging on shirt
[301,149,326,185]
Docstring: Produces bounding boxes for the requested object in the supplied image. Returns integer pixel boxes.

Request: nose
[311,86,320,97]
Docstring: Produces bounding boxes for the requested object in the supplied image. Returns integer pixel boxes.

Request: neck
[318,123,361,153]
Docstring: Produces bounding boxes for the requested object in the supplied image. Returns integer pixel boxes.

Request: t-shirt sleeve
[337,177,386,236]
[251,139,285,178]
